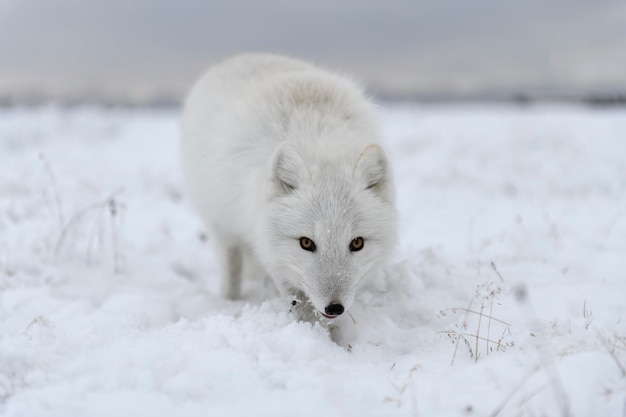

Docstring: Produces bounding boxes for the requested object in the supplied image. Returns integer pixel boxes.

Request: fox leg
[214,243,242,300]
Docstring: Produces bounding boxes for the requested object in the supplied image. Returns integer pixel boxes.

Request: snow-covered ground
[1,104,624,416]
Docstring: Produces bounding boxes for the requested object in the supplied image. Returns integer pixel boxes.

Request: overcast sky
[1,0,625,102]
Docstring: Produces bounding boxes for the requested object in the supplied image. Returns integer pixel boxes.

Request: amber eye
[299,237,316,252]
[349,237,364,252]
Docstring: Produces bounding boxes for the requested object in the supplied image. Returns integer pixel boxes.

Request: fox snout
[323,303,345,318]
[313,283,355,319]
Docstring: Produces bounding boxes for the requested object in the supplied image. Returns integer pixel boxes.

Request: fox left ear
[270,142,302,197]
[354,144,393,202]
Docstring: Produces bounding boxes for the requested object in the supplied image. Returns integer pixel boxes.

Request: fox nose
[324,303,344,317]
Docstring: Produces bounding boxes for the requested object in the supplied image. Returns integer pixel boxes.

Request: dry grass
[384,364,420,409]
[54,193,125,273]
[441,282,512,365]
[39,152,65,231]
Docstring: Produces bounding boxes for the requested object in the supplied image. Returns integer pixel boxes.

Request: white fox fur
[181,53,397,327]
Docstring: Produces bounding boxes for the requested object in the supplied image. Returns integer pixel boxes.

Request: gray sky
[1,0,625,102]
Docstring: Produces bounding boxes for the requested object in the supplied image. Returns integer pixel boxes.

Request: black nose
[325,303,344,316]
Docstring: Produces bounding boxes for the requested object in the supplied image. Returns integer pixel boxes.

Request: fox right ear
[354,144,393,202]
[270,142,301,196]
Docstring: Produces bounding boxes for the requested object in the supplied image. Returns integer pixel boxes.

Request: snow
[1,104,625,416]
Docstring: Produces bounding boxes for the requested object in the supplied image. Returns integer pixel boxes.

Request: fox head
[258,142,397,319]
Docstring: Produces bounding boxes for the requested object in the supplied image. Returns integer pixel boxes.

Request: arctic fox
[181,54,397,326]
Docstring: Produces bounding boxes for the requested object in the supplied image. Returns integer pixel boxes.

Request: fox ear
[354,144,392,201]
[270,142,301,196]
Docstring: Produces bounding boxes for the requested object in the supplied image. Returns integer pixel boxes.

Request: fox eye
[299,237,316,252]
[349,237,364,252]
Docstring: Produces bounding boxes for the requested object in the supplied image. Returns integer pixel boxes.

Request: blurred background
[1,0,625,106]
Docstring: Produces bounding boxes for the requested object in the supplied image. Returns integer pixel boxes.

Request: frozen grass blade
[514,284,571,416]
[597,330,626,378]
[54,193,124,273]
[39,153,65,230]
[489,365,541,417]
[451,295,474,366]
[475,301,484,362]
